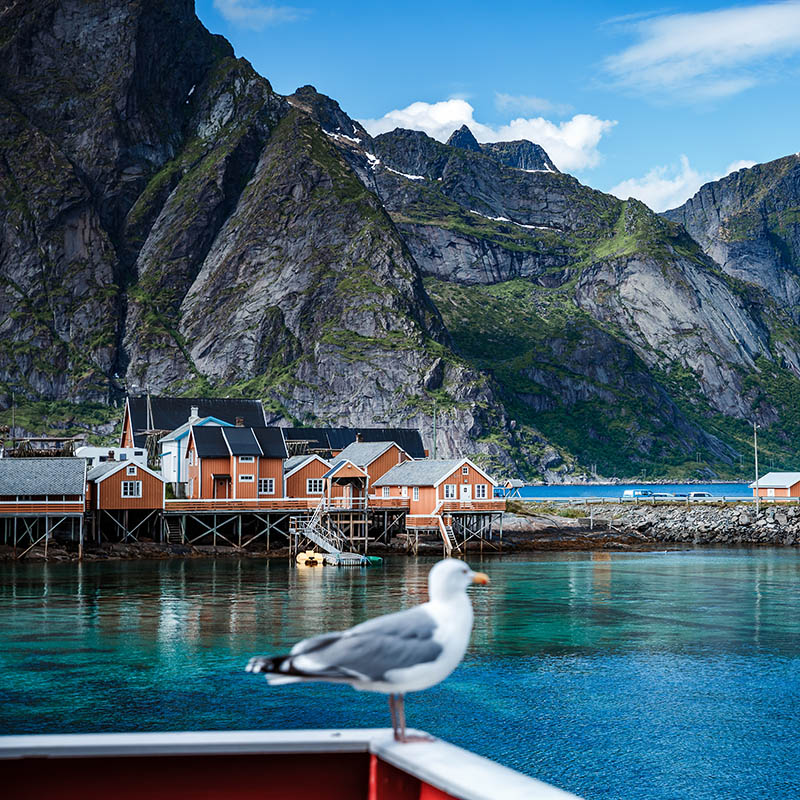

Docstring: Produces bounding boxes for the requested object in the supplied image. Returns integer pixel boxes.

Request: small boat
[296,550,324,566]
[0,728,581,799]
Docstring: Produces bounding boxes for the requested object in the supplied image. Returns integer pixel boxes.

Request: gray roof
[86,462,121,481]
[335,441,395,467]
[284,454,327,473]
[0,458,86,495]
[373,459,463,487]
[749,472,800,488]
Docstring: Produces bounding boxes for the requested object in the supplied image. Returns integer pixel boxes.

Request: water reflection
[1,550,800,800]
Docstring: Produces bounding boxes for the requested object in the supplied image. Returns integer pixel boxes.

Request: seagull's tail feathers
[246,655,305,685]
[246,653,363,685]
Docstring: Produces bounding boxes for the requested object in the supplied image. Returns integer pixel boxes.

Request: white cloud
[604,1,800,99]
[213,0,307,30]
[609,155,756,211]
[494,93,573,116]
[359,98,616,172]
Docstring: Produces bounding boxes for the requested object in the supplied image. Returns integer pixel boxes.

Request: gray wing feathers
[288,605,442,682]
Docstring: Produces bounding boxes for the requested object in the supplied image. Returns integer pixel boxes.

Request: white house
[75,446,148,469]
[158,407,232,488]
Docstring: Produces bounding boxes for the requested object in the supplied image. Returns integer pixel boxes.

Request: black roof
[191,426,289,459]
[282,427,425,459]
[222,427,261,456]
[253,427,289,459]
[192,426,229,458]
[127,396,265,447]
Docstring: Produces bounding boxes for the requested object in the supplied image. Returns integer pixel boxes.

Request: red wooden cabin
[185,426,288,504]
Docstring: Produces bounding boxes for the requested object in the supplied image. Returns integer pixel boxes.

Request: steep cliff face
[0,0,231,402]
[3,0,800,479]
[665,156,800,318]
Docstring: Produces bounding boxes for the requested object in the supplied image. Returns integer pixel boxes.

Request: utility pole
[754,421,760,514]
[432,397,437,460]
[11,391,15,452]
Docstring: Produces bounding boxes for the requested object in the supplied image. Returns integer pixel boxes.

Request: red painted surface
[2,753,371,800]
[369,753,421,800]
[0,751,463,800]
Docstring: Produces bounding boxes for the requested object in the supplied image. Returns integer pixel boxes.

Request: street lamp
[753,422,760,514]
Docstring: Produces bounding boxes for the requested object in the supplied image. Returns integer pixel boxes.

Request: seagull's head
[428,558,489,602]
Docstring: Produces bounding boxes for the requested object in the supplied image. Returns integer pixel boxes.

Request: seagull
[246,558,489,742]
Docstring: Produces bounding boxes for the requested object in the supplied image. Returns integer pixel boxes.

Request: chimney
[355,432,363,443]
[189,405,200,424]
[235,417,244,427]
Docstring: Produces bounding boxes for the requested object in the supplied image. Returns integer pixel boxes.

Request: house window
[382,487,390,498]
[120,454,128,461]
[259,478,275,495]
[188,478,194,498]
[135,451,144,456]
[121,481,142,498]
[475,484,487,499]
[307,478,324,494]
[462,466,469,475]
[444,484,456,499]
[413,487,419,501]
[239,474,254,482]
[239,456,255,463]
[126,465,137,476]
[401,486,408,497]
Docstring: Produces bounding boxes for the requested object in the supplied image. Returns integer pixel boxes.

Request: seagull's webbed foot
[392,693,436,744]
[395,732,436,743]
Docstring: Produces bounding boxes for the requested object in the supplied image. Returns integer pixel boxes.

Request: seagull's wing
[250,604,443,684]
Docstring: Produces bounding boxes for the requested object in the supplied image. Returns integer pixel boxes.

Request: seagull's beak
[471,571,489,585]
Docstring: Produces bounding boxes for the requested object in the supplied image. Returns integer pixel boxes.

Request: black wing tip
[246,655,286,674]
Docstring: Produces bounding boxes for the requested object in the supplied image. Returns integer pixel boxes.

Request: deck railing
[0,501,85,515]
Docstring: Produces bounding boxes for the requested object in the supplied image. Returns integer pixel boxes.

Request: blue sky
[195,1,800,210]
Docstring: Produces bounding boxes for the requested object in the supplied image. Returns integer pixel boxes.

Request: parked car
[688,491,713,501]
[623,489,653,498]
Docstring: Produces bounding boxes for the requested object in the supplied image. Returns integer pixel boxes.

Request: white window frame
[475,484,487,499]
[239,474,255,482]
[258,478,275,495]
[239,455,255,463]
[413,486,419,501]
[121,481,142,498]
[307,478,324,494]
[462,466,469,475]
[444,484,457,499]
[188,478,194,497]
[126,465,137,476]
[401,486,408,497]
[382,486,390,498]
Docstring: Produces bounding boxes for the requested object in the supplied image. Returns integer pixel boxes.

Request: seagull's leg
[388,693,399,740]
[397,692,406,741]
[396,694,435,744]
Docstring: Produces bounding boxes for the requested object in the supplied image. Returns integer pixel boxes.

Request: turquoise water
[1,552,799,800]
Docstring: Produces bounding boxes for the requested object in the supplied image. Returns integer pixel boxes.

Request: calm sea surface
[1,552,799,800]
[503,482,751,499]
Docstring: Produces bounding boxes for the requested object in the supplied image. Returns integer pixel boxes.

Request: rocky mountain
[1,0,799,480]
[446,124,558,172]
[665,155,800,320]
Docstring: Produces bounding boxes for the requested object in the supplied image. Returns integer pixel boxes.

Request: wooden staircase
[437,516,460,556]
[289,502,366,566]
[164,517,183,544]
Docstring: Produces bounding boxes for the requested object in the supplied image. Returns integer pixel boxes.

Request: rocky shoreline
[3,503,798,563]
[502,501,800,547]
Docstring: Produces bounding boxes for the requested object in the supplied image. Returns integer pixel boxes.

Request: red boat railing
[0,729,581,800]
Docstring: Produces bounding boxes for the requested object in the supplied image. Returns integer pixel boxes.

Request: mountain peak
[447,125,481,152]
